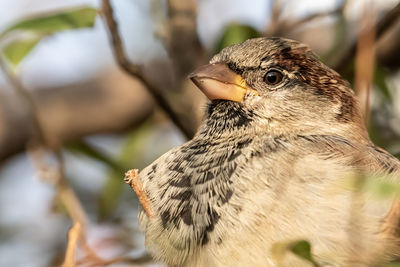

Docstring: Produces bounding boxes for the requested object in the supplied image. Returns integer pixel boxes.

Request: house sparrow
[126,37,400,266]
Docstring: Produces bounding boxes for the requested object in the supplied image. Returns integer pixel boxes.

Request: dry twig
[0,54,89,265]
[354,2,376,124]
[125,169,153,218]
[266,0,344,35]
[101,0,194,139]
[28,147,89,225]
[285,6,343,33]
[78,252,153,267]
[62,222,83,267]
[0,73,153,162]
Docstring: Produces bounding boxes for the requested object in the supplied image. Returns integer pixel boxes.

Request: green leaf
[65,140,127,221]
[2,37,40,66]
[340,173,400,199]
[215,23,260,53]
[289,240,315,264]
[66,140,124,174]
[0,6,98,38]
[0,6,97,67]
[271,239,320,266]
[99,121,154,220]
[364,176,400,199]
[384,263,400,267]
[98,170,126,220]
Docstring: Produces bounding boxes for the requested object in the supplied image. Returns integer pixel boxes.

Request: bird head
[190,37,366,139]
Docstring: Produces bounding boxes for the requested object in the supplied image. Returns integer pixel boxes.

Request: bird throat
[201,100,254,137]
[154,101,255,250]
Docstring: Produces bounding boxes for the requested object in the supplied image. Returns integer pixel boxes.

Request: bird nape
[126,37,400,267]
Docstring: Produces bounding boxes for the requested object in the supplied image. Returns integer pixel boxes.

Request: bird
[126,37,400,266]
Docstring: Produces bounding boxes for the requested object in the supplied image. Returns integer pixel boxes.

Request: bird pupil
[264,70,282,85]
[267,73,277,83]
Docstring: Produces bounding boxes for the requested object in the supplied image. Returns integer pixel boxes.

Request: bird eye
[264,70,283,85]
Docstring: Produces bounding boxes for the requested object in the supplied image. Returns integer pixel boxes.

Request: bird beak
[189,63,257,102]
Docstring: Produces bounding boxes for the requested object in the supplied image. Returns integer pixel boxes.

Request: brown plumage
[128,37,400,266]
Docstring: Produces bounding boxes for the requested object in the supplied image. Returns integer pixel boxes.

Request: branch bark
[125,169,153,218]
[0,70,154,162]
[101,0,195,139]
[166,0,205,80]
[62,222,82,267]
[354,3,376,123]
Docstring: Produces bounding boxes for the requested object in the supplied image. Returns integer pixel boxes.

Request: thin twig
[62,222,82,267]
[0,58,90,265]
[124,169,153,218]
[78,250,153,267]
[100,0,194,139]
[0,61,87,224]
[354,3,376,124]
[267,1,344,35]
[76,233,153,266]
[27,147,88,225]
[79,255,153,267]
[333,3,400,73]
[0,61,46,146]
[285,6,343,33]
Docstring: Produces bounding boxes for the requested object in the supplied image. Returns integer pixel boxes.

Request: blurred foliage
[0,6,97,67]
[0,1,399,266]
[321,8,347,66]
[367,64,397,151]
[2,37,40,66]
[341,173,400,199]
[66,139,127,220]
[215,23,260,53]
[271,239,319,266]
[66,120,157,220]
[374,66,392,101]
[364,177,400,199]
[98,122,154,220]
[0,6,97,37]
[289,240,318,266]
[67,140,124,174]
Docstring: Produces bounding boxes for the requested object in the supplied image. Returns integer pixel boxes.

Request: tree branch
[0,58,89,228]
[332,3,400,73]
[100,0,195,139]
[0,71,154,162]
[165,0,205,79]
[266,0,344,36]
[285,6,343,33]
[125,169,153,218]
[354,4,376,123]
[61,222,82,267]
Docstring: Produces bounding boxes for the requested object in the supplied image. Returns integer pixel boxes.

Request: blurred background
[0,0,399,266]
